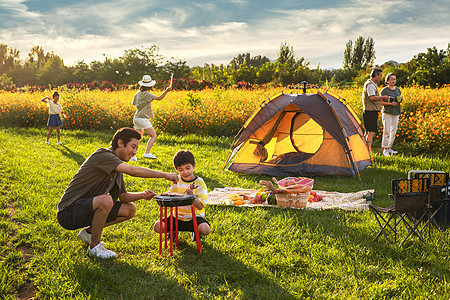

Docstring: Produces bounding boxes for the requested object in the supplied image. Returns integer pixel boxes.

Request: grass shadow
[170,241,299,299]
[72,259,193,299]
[55,145,86,166]
[245,205,450,284]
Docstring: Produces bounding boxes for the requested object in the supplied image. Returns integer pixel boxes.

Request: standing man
[57,128,178,259]
[362,68,390,151]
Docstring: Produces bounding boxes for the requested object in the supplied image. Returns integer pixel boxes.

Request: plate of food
[154,192,197,207]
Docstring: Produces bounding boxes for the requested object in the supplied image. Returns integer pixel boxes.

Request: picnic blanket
[208,187,374,211]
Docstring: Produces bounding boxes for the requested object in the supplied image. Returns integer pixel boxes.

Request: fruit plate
[154,194,197,207]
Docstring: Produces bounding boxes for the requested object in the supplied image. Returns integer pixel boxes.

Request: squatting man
[56,127,178,259]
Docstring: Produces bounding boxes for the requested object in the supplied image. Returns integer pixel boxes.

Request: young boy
[153,150,210,242]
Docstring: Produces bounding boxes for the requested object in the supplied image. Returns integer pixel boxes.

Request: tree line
[0,38,449,90]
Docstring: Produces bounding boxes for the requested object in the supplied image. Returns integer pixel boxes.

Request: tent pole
[322,92,362,181]
[222,94,275,173]
[369,147,374,166]
[221,127,243,173]
[354,155,362,181]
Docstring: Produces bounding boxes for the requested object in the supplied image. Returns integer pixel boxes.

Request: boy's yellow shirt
[169,175,208,221]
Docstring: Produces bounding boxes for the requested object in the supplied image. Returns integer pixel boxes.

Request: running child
[132,74,172,160]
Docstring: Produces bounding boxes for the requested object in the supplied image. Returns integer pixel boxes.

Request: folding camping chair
[410,171,450,233]
[369,178,430,246]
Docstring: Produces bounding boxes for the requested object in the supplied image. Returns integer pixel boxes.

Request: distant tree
[226,53,272,84]
[209,64,228,85]
[89,54,124,83]
[409,45,450,86]
[69,60,93,83]
[342,36,375,71]
[274,42,309,85]
[191,65,205,81]
[229,53,249,69]
[26,46,50,68]
[330,68,358,87]
[163,58,191,81]
[16,46,61,86]
[351,36,366,70]
[233,61,258,84]
[447,43,450,64]
[201,63,212,81]
[37,55,70,86]
[250,55,270,68]
[343,40,352,70]
[363,37,376,68]
[277,42,296,66]
[379,61,409,86]
[0,73,13,89]
[229,53,270,70]
[0,44,20,74]
[256,61,276,84]
[8,64,39,87]
[120,45,164,83]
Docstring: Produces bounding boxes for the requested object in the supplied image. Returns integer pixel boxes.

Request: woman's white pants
[381,113,399,149]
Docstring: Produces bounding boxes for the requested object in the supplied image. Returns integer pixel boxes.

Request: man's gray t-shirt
[58,147,126,212]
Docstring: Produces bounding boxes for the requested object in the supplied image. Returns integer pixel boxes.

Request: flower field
[1,85,449,152]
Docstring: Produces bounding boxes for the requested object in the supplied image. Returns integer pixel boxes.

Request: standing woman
[132,75,171,159]
[380,73,401,156]
[42,91,65,145]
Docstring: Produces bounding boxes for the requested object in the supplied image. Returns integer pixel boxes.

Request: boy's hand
[165,173,178,184]
[142,189,156,200]
[185,184,198,195]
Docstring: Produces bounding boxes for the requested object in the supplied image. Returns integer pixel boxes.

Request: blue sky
[0,0,449,69]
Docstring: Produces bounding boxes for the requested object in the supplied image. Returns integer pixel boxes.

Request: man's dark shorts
[363,110,379,132]
[161,216,209,232]
[57,197,122,230]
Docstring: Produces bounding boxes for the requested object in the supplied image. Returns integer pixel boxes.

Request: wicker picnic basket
[276,192,309,208]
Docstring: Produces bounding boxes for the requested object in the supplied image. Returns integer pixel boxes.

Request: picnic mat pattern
[208,187,375,211]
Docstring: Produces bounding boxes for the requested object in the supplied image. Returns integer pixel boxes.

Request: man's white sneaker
[383,150,390,157]
[87,242,117,259]
[45,141,50,145]
[388,149,398,155]
[77,228,91,244]
[130,156,138,161]
[143,153,157,159]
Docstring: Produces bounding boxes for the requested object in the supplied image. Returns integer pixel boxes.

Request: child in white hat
[131,75,172,159]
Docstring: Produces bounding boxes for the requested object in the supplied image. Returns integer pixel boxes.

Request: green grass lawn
[1,127,450,299]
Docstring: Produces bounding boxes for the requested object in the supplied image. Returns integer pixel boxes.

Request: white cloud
[0,0,448,68]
